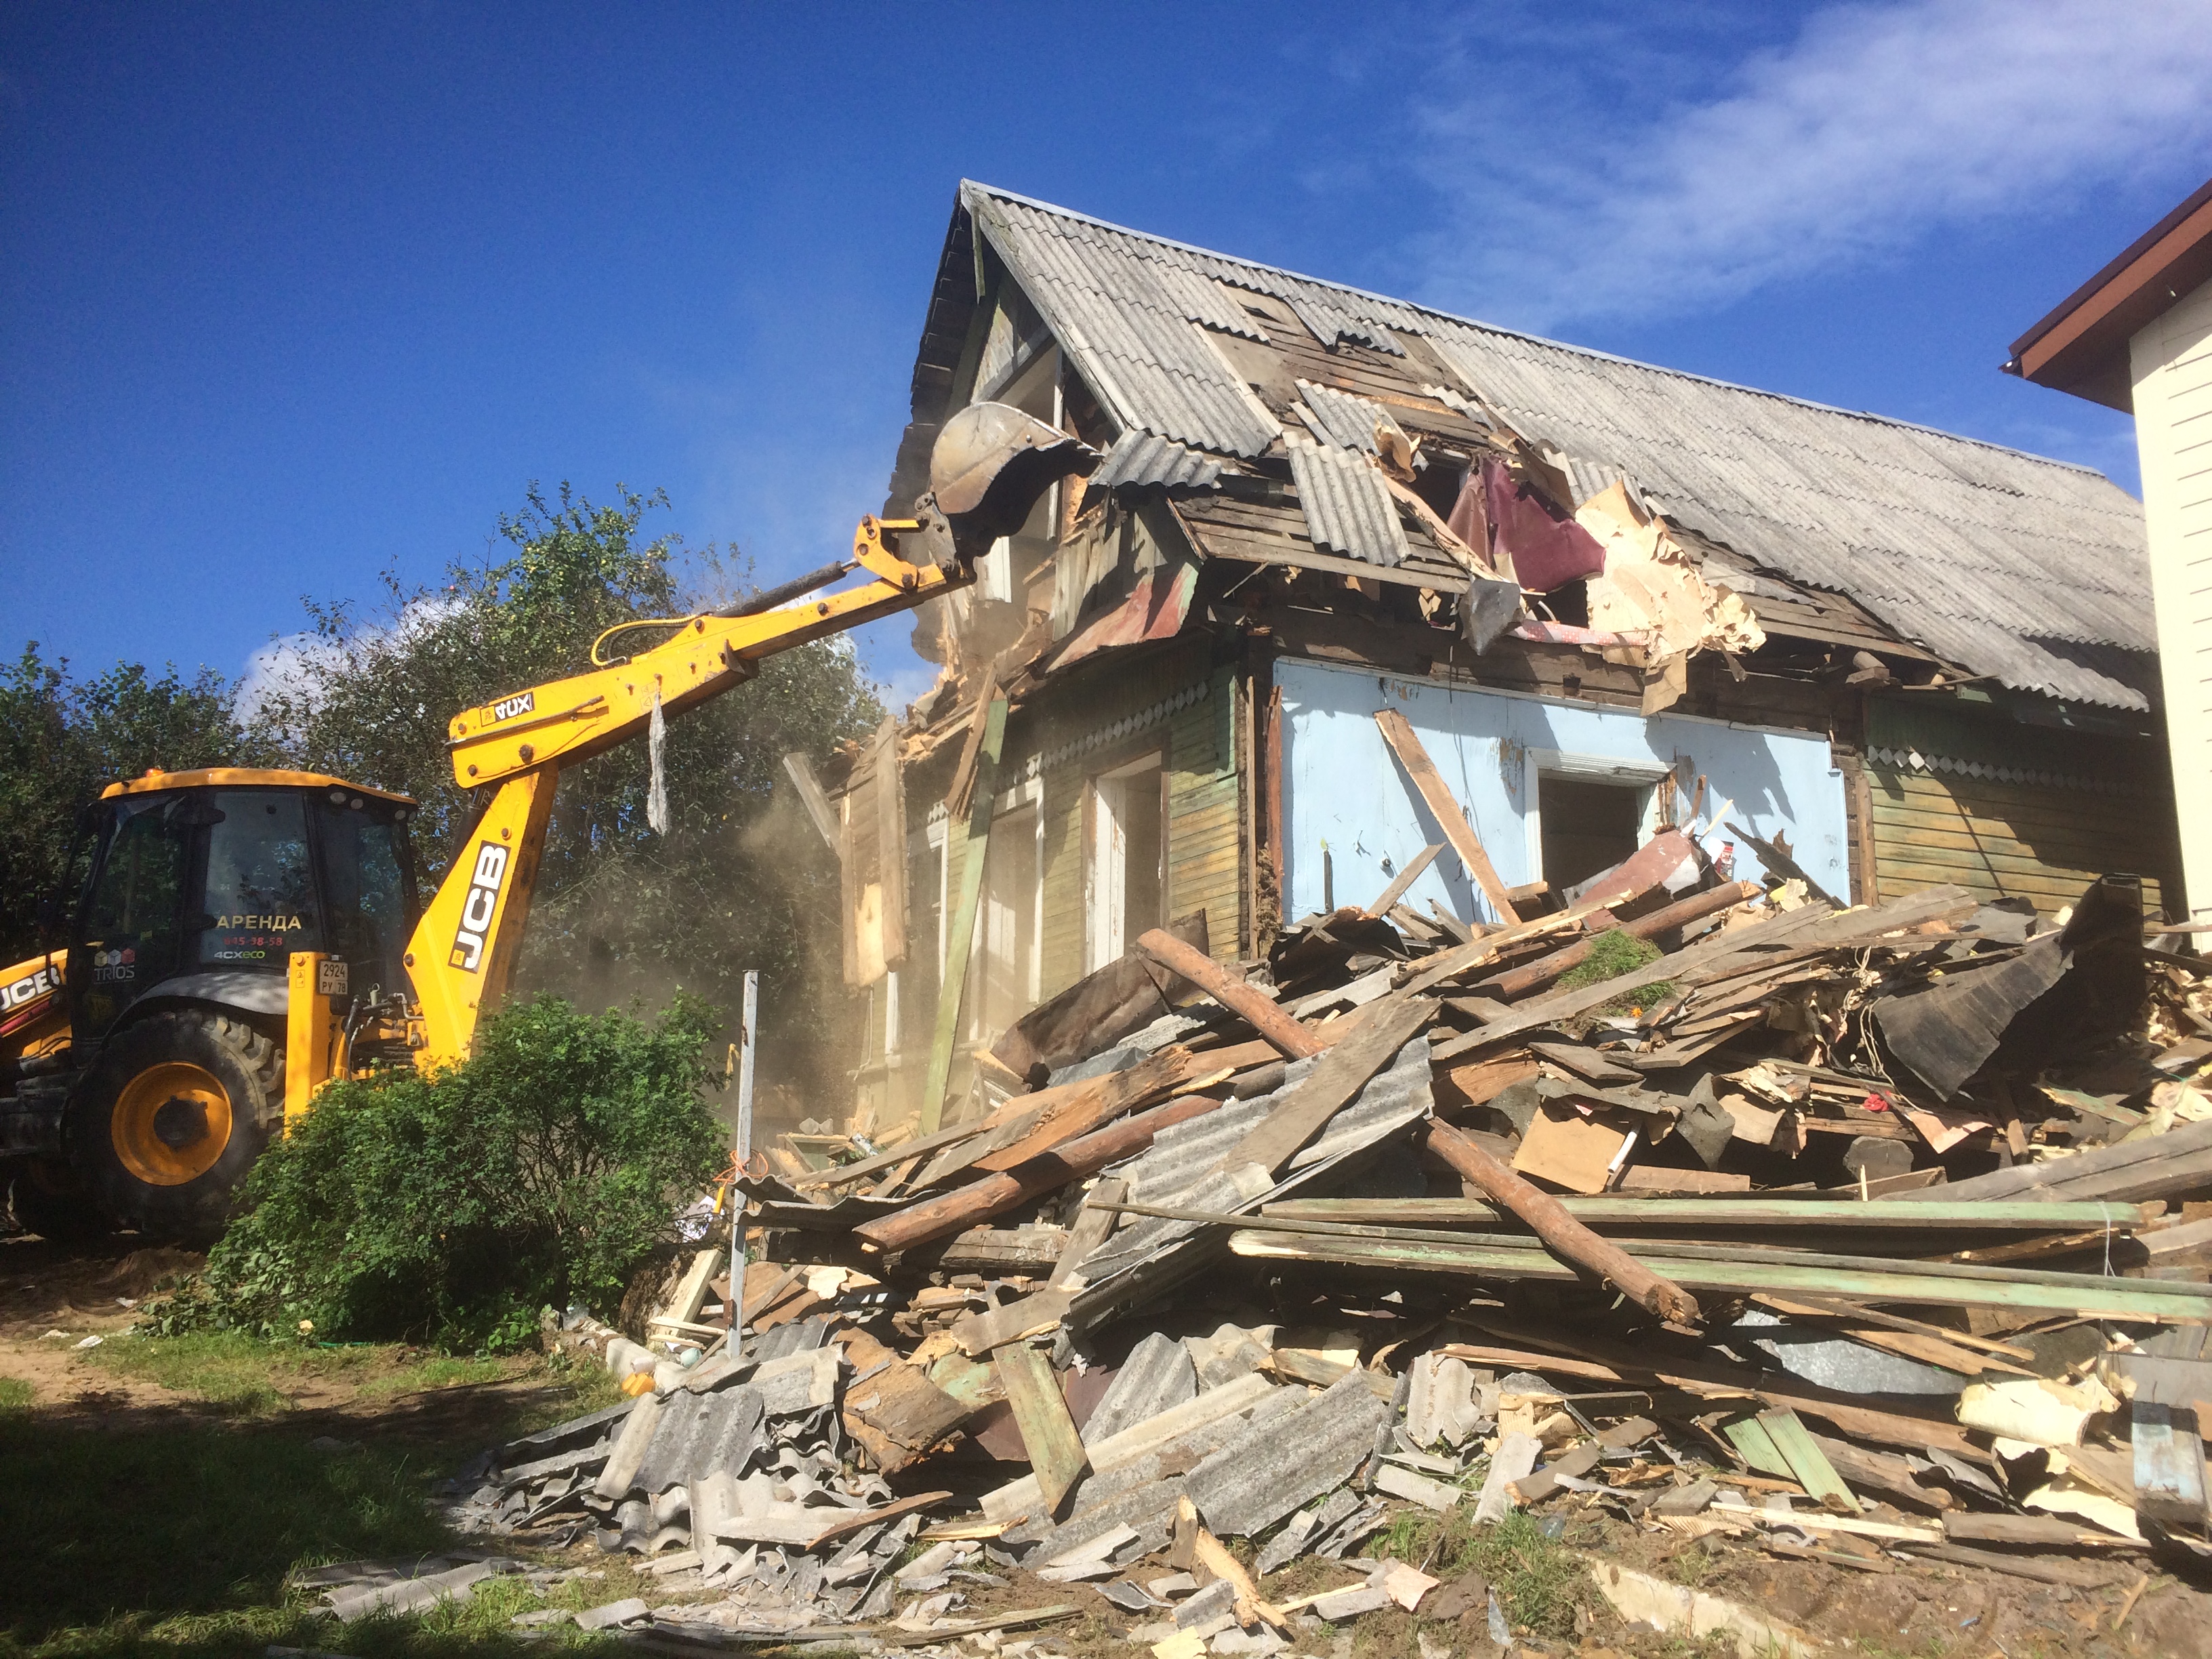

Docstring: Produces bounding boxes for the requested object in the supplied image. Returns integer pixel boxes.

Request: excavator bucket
[930,401,1100,541]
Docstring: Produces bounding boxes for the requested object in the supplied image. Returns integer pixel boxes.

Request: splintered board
[994,1342,1089,1517]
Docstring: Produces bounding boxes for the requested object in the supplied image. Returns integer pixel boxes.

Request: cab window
[79,795,189,994]
[199,790,319,968]
[312,794,415,997]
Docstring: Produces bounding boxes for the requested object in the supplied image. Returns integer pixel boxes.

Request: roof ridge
[959,179,2114,484]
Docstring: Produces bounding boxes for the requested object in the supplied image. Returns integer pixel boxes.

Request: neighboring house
[2007,176,2212,924]
[828,182,2182,1131]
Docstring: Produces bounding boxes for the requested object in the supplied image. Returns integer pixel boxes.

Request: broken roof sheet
[1284,431,1409,567]
[1090,430,1225,497]
[954,181,2154,710]
[1297,379,1410,456]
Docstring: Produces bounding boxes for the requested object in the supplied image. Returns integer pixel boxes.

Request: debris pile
[445,838,2212,1649]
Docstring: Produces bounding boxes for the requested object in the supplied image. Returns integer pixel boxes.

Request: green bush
[158,994,725,1351]
[1557,926,1675,1014]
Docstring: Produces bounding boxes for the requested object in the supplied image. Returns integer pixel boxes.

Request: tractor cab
[1,769,422,1242]
[69,770,422,1047]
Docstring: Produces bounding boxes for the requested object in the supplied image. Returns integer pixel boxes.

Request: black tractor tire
[68,1010,280,1245]
[6,1157,112,1242]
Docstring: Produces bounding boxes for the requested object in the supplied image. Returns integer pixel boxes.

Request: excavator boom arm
[400,401,1099,1067]
[402,516,962,1066]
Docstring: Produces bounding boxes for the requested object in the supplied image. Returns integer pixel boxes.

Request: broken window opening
[1541,578,1591,628]
[964,796,1042,1050]
[1410,455,1466,524]
[1536,776,1645,894]
[1523,749,1674,900]
[1086,753,1165,972]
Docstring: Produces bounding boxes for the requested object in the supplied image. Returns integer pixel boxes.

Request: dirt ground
[0,1231,579,1439]
[4,1231,2211,1657]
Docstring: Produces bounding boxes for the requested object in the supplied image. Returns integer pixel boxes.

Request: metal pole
[735,969,759,1164]
[731,970,760,1351]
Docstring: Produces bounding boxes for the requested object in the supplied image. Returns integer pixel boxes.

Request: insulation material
[839,716,908,987]
[1574,482,1765,714]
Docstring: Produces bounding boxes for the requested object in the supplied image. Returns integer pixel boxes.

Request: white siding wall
[2132,277,2212,918]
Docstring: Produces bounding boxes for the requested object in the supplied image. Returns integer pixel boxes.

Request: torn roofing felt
[898,182,2156,712]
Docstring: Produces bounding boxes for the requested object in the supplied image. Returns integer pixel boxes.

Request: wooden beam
[1372,708,1517,920]
[1134,927,1320,1060]
[921,696,1007,1132]
[1422,1119,1701,1325]
[854,1090,1228,1255]
[1221,995,1435,1176]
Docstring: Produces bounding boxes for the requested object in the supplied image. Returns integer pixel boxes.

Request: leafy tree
[247,484,883,1104]
[159,994,726,1351]
[0,646,255,960]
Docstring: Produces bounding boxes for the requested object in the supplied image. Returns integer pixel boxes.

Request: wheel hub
[152,1097,209,1150]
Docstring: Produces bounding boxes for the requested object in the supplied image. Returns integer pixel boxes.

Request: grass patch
[1368,1509,1593,1639]
[0,1378,31,1413]
[1667,1540,1721,1588]
[83,1331,371,1412]
[356,1354,512,1400]
[82,1332,556,1416]
[1557,928,1676,1015]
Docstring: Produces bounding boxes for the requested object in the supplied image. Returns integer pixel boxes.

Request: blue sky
[5,1,2210,714]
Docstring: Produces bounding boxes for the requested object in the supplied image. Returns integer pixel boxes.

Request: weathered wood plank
[1366,843,1445,917]
[995,1342,1089,1517]
[1372,708,1517,919]
[1258,1197,2154,1231]
[1052,1176,1126,1288]
[922,697,1007,1132]
[1219,996,1435,1176]
[1757,1408,1859,1511]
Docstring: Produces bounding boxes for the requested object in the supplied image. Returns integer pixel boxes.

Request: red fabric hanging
[1481,455,1605,592]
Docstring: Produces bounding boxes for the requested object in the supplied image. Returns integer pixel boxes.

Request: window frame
[931,771,1046,1045]
[1521,748,1675,888]
[1084,748,1166,972]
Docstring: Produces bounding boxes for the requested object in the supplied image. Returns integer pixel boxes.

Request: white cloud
[1412,0,2212,329]
[233,594,462,724]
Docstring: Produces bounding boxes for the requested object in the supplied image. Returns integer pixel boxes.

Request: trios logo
[449,841,510,971]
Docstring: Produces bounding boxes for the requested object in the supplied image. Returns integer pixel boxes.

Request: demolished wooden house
[819,180,2186,1136]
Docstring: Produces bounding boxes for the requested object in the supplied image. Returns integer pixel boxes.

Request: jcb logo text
[449,842,510,972]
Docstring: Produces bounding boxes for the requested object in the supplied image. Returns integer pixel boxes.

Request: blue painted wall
[1279,660,1849,925]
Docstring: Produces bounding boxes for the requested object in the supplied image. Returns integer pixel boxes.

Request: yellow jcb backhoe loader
[0,405,1094,1242]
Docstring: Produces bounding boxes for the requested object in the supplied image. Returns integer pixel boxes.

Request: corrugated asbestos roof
[956,181,2154,710]
[1297,380,1408,456]
[1184,1371,1395,1537]
[1284,431,1408,567]
[1090,431,1225,497]
[1081,1331,1197,1445]
[634,1385,766,1495]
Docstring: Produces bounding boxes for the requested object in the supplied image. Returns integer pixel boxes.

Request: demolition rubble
[425,834,2211,1652]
